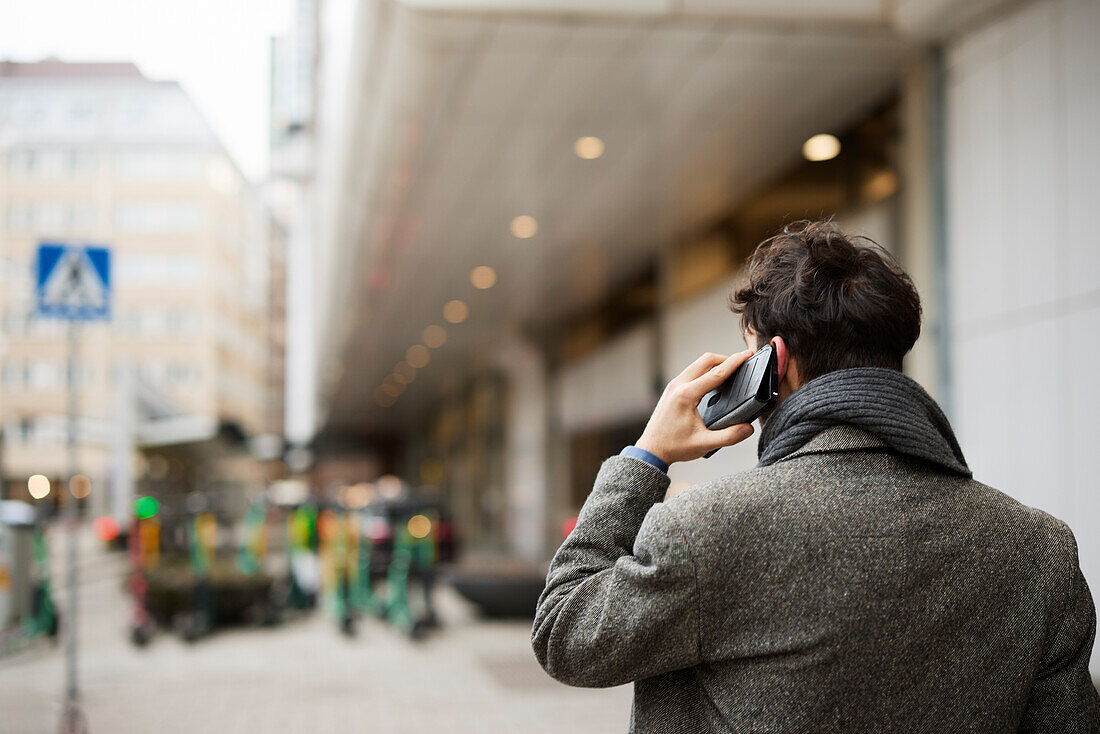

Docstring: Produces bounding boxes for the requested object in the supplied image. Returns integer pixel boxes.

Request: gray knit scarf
[756,367,971,477]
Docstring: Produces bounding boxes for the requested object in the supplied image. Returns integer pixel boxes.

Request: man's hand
[635,350,757,466]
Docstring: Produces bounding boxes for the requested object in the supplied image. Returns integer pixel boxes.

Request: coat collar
[773,424,888,463]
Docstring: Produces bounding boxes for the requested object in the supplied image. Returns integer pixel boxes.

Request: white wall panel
[1068,304,1100,594]
[1004,1,1062,313]
[946,0,1100,674]
[556,323,656,433]
[661,274,745,380]
[1062,0,1100,299]
[953,329,1016,496]
[947,55,1011,330]
[1015,317,1071,520]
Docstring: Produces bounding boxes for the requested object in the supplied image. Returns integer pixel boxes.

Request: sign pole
[35,241,109,734]
[60,318,86,734]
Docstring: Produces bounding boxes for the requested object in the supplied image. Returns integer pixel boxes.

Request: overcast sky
[0,0,292,180]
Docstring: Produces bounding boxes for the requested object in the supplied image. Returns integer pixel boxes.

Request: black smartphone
[697,344,779,458]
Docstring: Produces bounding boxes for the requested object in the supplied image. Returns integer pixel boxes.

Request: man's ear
[770,336,789,380]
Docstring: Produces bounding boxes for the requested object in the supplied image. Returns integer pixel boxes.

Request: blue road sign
[35,243,112,321]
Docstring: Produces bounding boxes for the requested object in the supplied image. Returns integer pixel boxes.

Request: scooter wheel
[178,613,204,643]
[409,618,429,641]
[130,622,153,647]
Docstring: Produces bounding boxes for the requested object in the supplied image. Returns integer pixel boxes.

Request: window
[165,309,199,333]
[65,149,98,175]
[68,101,99,125]
[7,149,36,176]
[113,307,199,337]
[115,312,142,335]
[29,318,64,338]
[66,205,99,231]
[5,203,98,233]
[3,312,25,335]
[3,360,26,387]
[7,146,96,177]
[115,98,150,130]
[114,202,204,233]
[166,363,198,384]
[6,203,33,231]
[140,311,167,335]
[28,361,64,390]
[115,150,202,181]
[137,362,169,385]
[12,101,47,127]
[115,255,202,287]
[36,202,66,230]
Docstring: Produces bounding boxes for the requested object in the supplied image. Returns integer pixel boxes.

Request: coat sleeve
[531,455,702,688]
[1019,530,1100,732]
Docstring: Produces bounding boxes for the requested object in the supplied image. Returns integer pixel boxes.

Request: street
[0,534,631,734]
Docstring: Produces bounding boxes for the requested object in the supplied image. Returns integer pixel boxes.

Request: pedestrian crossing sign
[35,243,112,321]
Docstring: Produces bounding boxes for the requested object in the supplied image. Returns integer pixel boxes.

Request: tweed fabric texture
[533,382,1100,732]
[757,367,970,477]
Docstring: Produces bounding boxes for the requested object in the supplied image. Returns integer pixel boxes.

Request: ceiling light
[395,361,416,382]
[862,169,899,202]
[470,266,497,290]
[802,133,841,162]
[383,375,405,395]
[422,324,446,348]
[574,136,604,160]
[443,300,468,324]
[510,215,538,239]
[375,387,397,407]
[379,383,399,398]
[406,344,431,368]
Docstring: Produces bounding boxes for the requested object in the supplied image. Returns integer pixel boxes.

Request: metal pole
[60,318,87,733]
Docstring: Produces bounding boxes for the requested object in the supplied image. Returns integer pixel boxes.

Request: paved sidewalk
[0,540,631,734]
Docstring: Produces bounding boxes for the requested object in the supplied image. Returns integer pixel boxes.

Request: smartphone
[697,344,779,457]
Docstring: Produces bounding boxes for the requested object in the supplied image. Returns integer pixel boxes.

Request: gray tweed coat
[532,424,1100,732]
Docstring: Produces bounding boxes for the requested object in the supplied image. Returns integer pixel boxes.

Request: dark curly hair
[729,220,922,383]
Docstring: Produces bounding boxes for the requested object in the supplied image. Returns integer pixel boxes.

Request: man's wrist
[620,445,669,473]
[635,434,673,467]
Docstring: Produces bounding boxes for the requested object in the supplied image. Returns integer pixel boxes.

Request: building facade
[0,61,283,516]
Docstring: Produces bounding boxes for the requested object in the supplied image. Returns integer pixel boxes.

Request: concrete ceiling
[318,1,925,434]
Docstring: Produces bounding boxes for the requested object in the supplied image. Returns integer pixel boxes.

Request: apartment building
[0,60,283,514]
